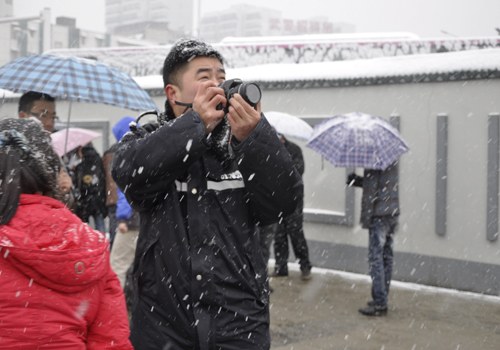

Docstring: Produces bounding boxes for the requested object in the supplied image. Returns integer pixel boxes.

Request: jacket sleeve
[111,111,210,211]
[116,188,132,221]
[232,115,303,226]
[86,264,133,350]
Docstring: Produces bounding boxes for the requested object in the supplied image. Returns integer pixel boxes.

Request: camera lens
[239,83,261,106]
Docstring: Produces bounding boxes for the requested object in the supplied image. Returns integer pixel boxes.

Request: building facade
[0,1,166,67]
[106,0,193,39]
[200,4,354,43]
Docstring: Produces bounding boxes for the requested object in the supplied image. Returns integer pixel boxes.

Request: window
[245,13,261,20]
[10,50,20,61]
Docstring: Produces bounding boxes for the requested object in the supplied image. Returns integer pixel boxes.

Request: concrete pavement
[267,262,500,350]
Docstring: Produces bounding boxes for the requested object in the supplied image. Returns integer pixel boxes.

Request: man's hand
[347,173,363,187]
[192,81,226,134]
[227,95,261,142]
[58,168,72,194]
[118,222,128,233]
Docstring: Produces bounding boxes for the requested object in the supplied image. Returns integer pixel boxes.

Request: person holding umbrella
[18,91,58,132]
[347,163,399,316]
[264,131,313,281]
[307,112,408,317]
[18,91,73,200]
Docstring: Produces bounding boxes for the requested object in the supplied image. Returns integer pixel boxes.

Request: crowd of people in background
[0,38,400,349]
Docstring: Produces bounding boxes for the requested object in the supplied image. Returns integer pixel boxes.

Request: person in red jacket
[0,117,133,350]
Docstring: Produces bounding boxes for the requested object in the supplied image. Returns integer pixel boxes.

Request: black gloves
[142,122,159,133]
[347,173,363,187]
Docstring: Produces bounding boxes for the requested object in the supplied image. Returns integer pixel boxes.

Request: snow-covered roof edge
[135,49,500,95]
[45,34,500,75]
[3,49,499,102]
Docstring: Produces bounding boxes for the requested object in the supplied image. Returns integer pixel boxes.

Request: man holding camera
[111,39,303,350]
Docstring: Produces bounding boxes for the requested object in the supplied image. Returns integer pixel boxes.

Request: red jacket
[0,194,133,350]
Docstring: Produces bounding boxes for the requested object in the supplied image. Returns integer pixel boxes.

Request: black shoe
[367,300,388,307]
[358,305,387,317]
[301,267,312,280]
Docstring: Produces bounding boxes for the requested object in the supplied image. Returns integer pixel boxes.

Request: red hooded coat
[0,194,133,349]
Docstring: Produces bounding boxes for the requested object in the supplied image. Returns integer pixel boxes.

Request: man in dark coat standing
[347,162,399,317]
[111,39,302,350]
[263,133,312,280]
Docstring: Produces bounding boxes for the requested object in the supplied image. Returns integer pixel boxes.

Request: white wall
[1,78,498,272]
[260,79,500,267]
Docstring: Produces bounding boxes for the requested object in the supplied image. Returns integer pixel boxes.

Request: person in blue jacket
[102,116,136,249]
[109,117,141,288]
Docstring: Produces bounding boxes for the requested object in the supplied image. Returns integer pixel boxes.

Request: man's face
[19,100,57,132]
[174,56,226,107]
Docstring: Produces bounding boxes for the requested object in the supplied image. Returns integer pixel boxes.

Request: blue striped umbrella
[306,112,409,170]
[0,54,157,112]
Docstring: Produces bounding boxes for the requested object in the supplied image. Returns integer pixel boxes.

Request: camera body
[216,79,262,114]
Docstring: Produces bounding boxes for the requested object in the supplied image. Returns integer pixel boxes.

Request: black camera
[216,79,262,114]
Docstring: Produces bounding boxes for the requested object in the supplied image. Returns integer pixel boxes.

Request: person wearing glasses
[18,91,72,201]
[18,91,59,132]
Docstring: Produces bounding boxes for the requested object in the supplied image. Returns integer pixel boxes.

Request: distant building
[52,17,111,51]
[200,4,281,42]
[200,4,354,43]
[0,0,15,65]
[0,1,164,67]
[106,0,193,42]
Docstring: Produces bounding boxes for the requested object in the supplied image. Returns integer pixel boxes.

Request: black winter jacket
[70,144,107,221]
[283,137,304,176]
[111,111,302,350]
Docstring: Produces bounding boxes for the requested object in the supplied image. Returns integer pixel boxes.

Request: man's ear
[165,84,179,102]
[19,111,28,119]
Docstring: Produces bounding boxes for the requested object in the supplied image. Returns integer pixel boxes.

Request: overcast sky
[13,0,500,38]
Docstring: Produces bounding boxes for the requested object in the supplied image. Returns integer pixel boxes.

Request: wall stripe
[436,114,448,236]
[302,116,355,226]
[487,113,500,242]
[390,114,400,131]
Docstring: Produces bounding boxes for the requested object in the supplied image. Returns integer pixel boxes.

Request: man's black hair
[162,38,224,88]
[18,91,55,113]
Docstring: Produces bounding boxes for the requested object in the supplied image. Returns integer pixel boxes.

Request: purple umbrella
[306,112,409,170]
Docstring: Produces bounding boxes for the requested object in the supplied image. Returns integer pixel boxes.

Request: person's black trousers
[273,198,311,275]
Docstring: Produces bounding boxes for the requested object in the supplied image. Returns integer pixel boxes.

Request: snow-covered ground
[282,260,500,303]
